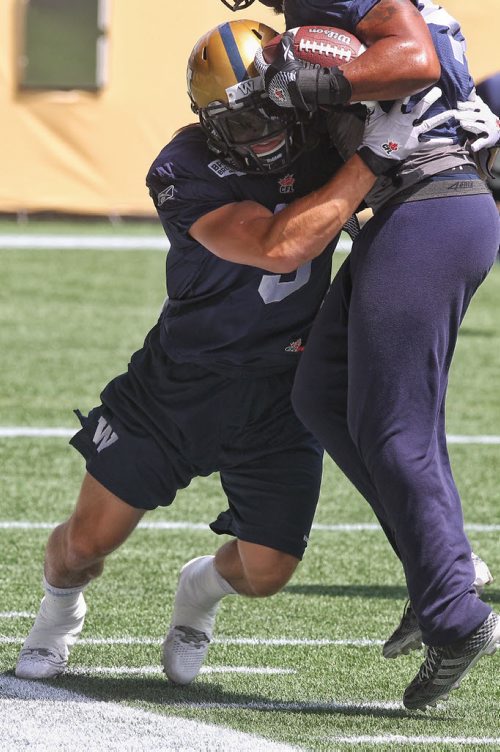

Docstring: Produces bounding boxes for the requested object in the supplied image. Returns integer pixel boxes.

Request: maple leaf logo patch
[382,141,399,156]
[278,174,296,194]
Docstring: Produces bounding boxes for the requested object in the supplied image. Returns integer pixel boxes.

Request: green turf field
[0,226,499,751]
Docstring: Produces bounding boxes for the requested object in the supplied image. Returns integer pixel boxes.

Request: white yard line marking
[220,638,384,647]
[325,735,500,746]
[0,234,350,254]
[0,612,35,618]
[163,699,403,711]
[1,520,498,532]
[0,675,299,752]
[69,665,295,676]
[0,235,169,250]
[0,520,207,530]
[0,427,75,437]
[448,435,500,445]
[2,426,499,442]
[0,635,383,647]
[2,674,498,749]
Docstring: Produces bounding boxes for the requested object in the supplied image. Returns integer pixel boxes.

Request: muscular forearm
[196,155,376,273]
[259,156,376,269]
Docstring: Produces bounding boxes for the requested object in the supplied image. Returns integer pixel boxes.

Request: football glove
[453,90,500,179]
[455,90,500,150]
[357,87,455,176]
[254,33,352,111]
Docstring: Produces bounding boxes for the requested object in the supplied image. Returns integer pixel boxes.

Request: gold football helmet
[187,19,308,173]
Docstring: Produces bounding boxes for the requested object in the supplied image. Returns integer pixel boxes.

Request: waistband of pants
[384,165,490,208]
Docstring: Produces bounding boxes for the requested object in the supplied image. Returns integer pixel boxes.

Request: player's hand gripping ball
[254,26,364,111]
[262,26,365,68]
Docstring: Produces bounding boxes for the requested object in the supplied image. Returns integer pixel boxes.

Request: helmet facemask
[197,90,308,174]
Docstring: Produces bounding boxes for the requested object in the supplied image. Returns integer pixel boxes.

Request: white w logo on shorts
[92,416,118,452]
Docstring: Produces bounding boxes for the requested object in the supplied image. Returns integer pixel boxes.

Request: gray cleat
[403,611,500,710]
[383,601,423,659]
[384,552,494,659]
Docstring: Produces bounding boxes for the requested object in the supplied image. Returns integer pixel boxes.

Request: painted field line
[0,675,299,752]
[0,635,384,647]
[1,520,498,533]
[325,735,500,746]
[150,699,403,712]
[0,612,35,619]
[0,235,168,250]
[2,673,497,750]
[70,665,295,676]
[448,435,500,445]
[0,234,351,254]
[0,427,75,437]
[2,426,499,443]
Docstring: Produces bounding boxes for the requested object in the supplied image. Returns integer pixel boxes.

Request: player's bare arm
[190,86,457,272]
[343,0,441,101]
[189,155,375,272]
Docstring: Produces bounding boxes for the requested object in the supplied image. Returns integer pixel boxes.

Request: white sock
[43,575,86,599]
[22,577,87,656]
[171,555,236,635]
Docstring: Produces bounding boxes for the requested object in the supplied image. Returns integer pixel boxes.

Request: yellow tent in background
[0,0,496,217]
[0,1,282,217]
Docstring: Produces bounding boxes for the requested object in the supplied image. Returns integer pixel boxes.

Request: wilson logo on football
[306,28,354,44]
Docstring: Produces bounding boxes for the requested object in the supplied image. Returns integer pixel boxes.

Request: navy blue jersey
[146,126,343,376]
[285,0,474,142]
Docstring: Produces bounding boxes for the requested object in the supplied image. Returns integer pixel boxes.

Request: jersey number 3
[258,203,311,304]
[258,264,311,303]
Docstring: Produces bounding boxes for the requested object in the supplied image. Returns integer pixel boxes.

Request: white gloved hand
[358,87,455,175]
[454,90,500,178]
[454,90,500,151]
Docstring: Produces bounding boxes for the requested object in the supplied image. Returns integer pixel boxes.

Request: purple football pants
[292,193,500,646]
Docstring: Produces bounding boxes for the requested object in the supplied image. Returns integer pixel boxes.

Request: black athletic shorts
[70,324,323,559]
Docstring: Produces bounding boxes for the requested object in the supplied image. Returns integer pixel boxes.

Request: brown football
[263,26,365,67]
